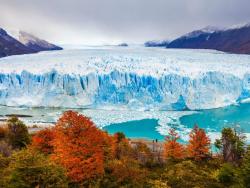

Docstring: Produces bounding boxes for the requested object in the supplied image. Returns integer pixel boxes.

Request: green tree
[2,148,68,188]
[217,163,239,187]
[215,127,245,164]
[7,117,30,149]
[240,147,250,187]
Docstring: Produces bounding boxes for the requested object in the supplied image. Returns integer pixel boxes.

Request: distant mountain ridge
[0,28,62,58]
[167,23,250,54]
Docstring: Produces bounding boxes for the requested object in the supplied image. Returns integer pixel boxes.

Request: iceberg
[0,47,250,110]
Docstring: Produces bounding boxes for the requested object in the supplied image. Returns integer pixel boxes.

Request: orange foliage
[31,128,55,154]
[0,126,8,139]
[187,125,211,161]
[164,128,185,160]
[101,131,116,162]
[51,111,111,183]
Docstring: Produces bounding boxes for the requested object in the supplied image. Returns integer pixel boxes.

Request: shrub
[217,163,239,186]
[0,126,8,140]
[7,117,30,149]
[239,147,250,187]
[0,140,12,157]
[163,160,221,188]
[2,148,68,188]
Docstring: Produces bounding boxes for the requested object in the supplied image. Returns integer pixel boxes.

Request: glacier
[0,46,250,110]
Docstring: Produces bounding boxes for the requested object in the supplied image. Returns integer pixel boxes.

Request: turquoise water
[180,103,250,133]
[104,103,250,141]
[103,119,165,140]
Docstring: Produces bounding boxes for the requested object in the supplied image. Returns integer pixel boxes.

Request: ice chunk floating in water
[0,47,250,110]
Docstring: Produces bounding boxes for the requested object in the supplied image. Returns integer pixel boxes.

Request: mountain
[19,31,63,52]
[168,24,250,54]
[144,40,169,47]
[0,28,35,58]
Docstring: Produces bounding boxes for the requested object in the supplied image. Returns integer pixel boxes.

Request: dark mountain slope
[168,24,250,54]
[0,28,35,58]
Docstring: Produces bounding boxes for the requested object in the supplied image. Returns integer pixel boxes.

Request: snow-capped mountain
[0,47,250,110]
[180,26,220,39]
[19,31,63,52]
[0,28,34,58]
[168,23,250,54]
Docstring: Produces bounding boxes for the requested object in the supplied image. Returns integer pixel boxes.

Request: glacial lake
[1,103,250,142]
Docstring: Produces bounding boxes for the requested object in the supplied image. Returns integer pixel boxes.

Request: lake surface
[1,103,250,142]
[103,103,250,142]
[103,119,165,140]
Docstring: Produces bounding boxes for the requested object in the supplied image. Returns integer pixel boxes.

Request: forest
[0,111,250,188]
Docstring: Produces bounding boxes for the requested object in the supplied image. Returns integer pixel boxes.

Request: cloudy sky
[0,0,250,45]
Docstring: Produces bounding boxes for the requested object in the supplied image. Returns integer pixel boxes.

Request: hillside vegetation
[0,111,250,187]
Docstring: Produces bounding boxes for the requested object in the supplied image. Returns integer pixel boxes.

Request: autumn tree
[52,111,109,185]
[164,128,185,160]
[187,125,210,161]
[7,116,30,149]
[31,128,55,154]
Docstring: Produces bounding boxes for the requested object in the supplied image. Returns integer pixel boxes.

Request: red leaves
[164,126,211,161]
[51,111,107,183]
[32,128,55,154]
[164,128,185,160]
[187,125,211,161]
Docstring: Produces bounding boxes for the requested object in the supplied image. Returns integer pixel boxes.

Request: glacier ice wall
[0,48,250,110]
[0,70,249,110]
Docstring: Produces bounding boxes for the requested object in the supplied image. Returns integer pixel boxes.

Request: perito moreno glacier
[0,46,250,110]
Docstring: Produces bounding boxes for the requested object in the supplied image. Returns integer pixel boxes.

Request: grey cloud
[0,0,250,44]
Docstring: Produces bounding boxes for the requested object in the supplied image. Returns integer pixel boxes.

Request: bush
[101,157,148,188]
[163,160,221,188]
[0,126,8,140]
[217,163,239,186]
[7,117,30,149]
[0,140,12,157]
[2,148,68,188]
[239,147,250,187]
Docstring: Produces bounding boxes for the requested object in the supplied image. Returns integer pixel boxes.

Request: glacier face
[0,47,250,110]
